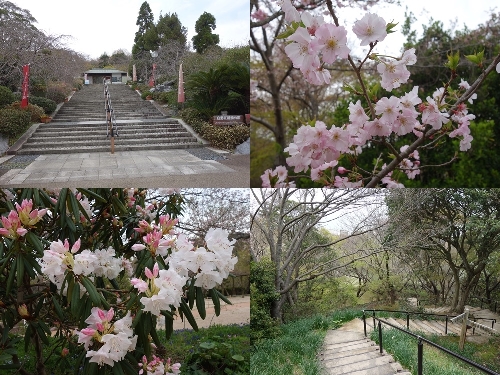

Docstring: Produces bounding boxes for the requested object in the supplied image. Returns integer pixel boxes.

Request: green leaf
[276,21,301,39]
[112,362,125,375]
[180,300,199,331]
[445,50,460,70]
[188,278,196,308]
[386,21,398,34]
[163,312,174,340]
[52,295,65,320]
[210,288,221,316]
[71,282,81,317]
[16,254,24,288]
[196,287,206,319]
[216,290,232,305]
[80,276,102,306]
[6,256,17,295]
[112,196,128,216]
[200,341,215,349]
[24,324,32,352]
[68,192,81,224]
[232,355,244,361]
[77,188,108,203]
[23,251,42,274]
[58,188,68,213]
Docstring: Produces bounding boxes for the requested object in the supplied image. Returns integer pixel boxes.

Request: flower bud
[18,304,30,319]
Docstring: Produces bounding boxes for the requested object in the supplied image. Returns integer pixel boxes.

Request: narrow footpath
[319,319,411,375]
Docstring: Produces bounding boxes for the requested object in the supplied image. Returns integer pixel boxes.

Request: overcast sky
[17,0,249,59]
[338,0,497,56]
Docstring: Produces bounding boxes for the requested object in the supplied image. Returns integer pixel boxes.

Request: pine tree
[192,12,220,54]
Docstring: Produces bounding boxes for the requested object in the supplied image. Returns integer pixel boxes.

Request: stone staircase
[319,320,411,375]
[17,84,202,154]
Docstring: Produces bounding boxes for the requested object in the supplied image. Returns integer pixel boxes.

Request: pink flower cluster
[132,215,179,256]
[261,166,295,187]
[377,49,416,91]
[139,355,181,375]
[77,308,137,367]
[0,199,47,239]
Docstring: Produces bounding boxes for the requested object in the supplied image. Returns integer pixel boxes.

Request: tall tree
[251,188,386,322]
[387,189,500,312]
[192,12,220,54]
[156,12,187,48]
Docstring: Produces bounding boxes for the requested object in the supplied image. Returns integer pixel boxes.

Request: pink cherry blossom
[301,11,324,36]
[315,23,350,64]
[375,96,401,125]
[352,13,387,46]
[349,100,369,126]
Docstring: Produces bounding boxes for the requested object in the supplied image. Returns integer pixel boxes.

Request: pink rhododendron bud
[131,278,148,293]
[61,348,69,357]
[97,308,106,321]
[18,304,30,319]
[81,327,96,336]
[132,243,146,251]
[145,266,154,279]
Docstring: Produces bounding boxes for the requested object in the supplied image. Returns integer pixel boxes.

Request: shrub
[0,108,31,137]
[29,96,57,114]
[7,102,45,122]
[0,85,15,107]
[250,259,281,343]
[46,82,71,103]
[203,124,250,150]
[183,336,248,374]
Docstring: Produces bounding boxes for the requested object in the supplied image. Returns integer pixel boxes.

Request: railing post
[363,312,367,337]
[492,320,495,330]
[407,313,410,330]
[473,318,476,335]
[417,338,423,375]
[378,321,383,354]
[373,311,376,331]
[445,315,448,335]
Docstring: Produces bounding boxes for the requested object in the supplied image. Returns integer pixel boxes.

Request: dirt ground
[156,295,250,331]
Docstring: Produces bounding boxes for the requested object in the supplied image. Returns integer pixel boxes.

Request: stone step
[17,142,201,155]
[29,131,191,141]
[23,135,197,147]
[34,125,183,134]
[320,346,379,361]
[324,360,403,375]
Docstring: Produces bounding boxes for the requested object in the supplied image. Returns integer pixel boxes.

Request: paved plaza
[0,149,249,187]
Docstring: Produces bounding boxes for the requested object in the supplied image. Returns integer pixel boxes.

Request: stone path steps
[17,84,202,154]
[319,322,411,375]
[364,316,464,336]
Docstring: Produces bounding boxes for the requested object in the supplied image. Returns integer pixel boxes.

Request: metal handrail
[471,295,500,313]
[367,316,500,375]
[364,309,496,322]
[104,83,119,138]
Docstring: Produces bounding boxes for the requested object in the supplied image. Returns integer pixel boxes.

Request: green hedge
[0,86,15,107]
[203,123,250,150]
[0,108,31,137]
[29,96,57,114]
[7,102,45,122]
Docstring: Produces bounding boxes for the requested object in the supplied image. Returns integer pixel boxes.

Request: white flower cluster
[40,240,133,293]
[77,308,137,367]
[131,228,238,316]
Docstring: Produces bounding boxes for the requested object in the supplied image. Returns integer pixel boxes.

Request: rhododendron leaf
[188,279,196,308]
[232,354,244,361]
[69,193,81,224]
[34,322,49,345]
[150,322,161,347]
[6,256,16,295]
[112,196,128,216]
[132,309,143,328]
[80,276,101,306]
[57,188,68,213]
[163,311,174,340]
[52,296,64,320]
[215,290,232,305]
[196,287,206,319]
[71,282,80,316]
[210,288,221,316]
[26,232,43,256]
[16,254,24,288]
[180,300,198,331]
[77,188,107,203]
[111,362,125,375]
[21,256,35,279]
[24,324,32,352]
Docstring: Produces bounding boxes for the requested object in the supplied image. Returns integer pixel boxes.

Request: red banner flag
[178,64,185,103]
[21,64,30,108]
